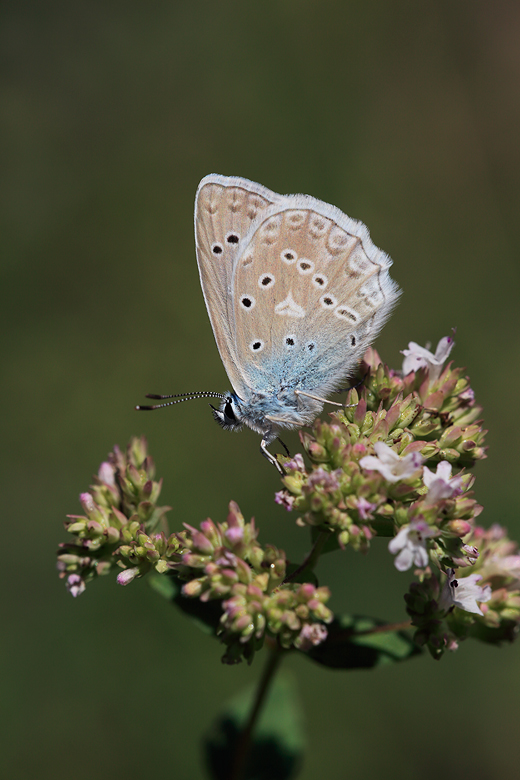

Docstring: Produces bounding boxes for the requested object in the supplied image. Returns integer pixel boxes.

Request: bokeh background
[3,1,520,778]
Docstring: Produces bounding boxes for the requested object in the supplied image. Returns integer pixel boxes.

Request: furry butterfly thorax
[137,174,400,472]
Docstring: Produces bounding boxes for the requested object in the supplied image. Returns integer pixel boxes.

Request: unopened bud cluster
[56,437,181,595]
[173,502,333,664]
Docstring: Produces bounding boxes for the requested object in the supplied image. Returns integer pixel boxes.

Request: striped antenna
[135,391,225,411]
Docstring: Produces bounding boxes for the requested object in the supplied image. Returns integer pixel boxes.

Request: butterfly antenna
[136,391,225,411]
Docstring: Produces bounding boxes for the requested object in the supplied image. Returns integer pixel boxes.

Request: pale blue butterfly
[137,174,400,472]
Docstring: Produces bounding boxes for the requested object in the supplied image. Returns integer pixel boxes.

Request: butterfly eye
[320,293,338,309]
[281,249,297,264]
[312,273,328,289]
[211,243,223,255]
[224,400,237,421]
[258,273,275,289]
[297,259,314,275]
[249,339,264,352]
[226,232,240,244]
[240,295,256,310]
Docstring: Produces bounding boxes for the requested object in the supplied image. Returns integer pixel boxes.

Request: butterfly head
[209,393,244,432]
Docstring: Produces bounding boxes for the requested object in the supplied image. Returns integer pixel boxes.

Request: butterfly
[137,174,400,472]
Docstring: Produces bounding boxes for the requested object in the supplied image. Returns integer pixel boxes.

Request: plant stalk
[229,642,284,780]
[282,530,330,584]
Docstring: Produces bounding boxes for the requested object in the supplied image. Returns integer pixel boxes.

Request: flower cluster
[57,335,520,667]
[404,523,520,659]
[173,502,333,664]
[56,437,182,595]
[275,336,520,657]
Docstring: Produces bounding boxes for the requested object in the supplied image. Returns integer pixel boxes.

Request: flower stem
[353,619,412,636]
[282,530,331,584]
[230,642,284,780]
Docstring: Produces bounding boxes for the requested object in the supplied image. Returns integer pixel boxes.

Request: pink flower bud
[299,583,316,599]
[116,567,139,586]
[79,493,95,514]
[182,579,203,597]
[447,520,472,537]
[225,526,244,544]
[98,462,115,485]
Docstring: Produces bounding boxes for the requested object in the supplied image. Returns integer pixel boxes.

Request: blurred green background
[2,1,520,778]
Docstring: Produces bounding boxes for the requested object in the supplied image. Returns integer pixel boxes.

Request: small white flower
[423,461,463,504]
[459,387,475,405]
[388,518,436,571]
[360,441,423,483]
[461,544,479,565]
[401,334,455,381]
[295,623,328,651]
[66,574,86,598]
[356,497,377,521]
[440,568,492,616]
[275,491,295,511]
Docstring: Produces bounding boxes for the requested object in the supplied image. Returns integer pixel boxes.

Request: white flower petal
[423,461,463,504]
[388,519,434,571]
[413,545,429,568]
[434,335,455,364]
[401,335,455,382]
[359,455,386,472]
[388,526,410,554]
[441,570,491,615]
[394,547,415,571]
[436,461,453,481]
[361,443,423,483]
[373,441,401,464]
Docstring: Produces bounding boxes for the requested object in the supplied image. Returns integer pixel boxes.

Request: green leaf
[205,672,303,780]
[304,613,422,669]
[148,571,177,600]
[149,572,222,635]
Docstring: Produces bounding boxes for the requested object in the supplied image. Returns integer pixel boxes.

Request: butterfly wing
[194,174,280,396]
[230,193,400,404]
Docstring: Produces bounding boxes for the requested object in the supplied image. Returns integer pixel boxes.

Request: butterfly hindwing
[231,194,400,400]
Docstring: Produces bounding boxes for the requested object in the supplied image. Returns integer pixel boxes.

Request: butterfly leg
[337,370,370,394]
[277,437,290,457]
[260,438,285,474]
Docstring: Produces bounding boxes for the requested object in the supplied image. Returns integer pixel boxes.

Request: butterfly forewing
[231,195,400,398]
[194,175,279,395]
